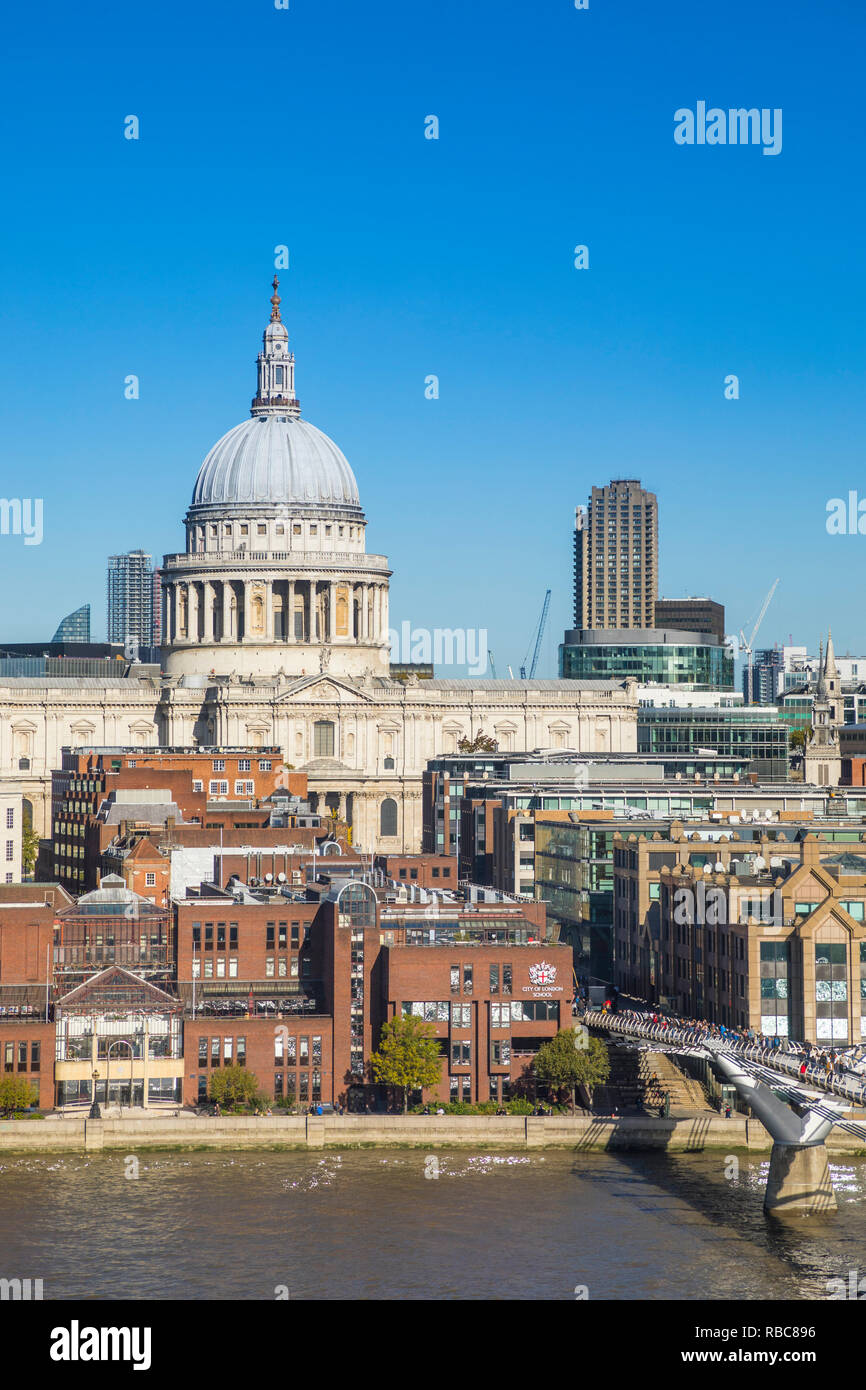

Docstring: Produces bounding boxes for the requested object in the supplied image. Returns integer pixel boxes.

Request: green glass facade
[560,636,733,689]
[534,821,616,981]
[638,708,789,780]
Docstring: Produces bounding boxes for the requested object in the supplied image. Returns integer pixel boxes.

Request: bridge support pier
[765,1142,836,1216]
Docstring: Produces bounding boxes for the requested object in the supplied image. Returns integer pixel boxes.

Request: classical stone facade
[0,281,638,850]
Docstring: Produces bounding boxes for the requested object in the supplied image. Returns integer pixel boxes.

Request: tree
[533,1030,610,1111]
[789,728,807,751]
[457,729,497,754]
[0,1075,36,1116]
[370,1014,443,1113]
[21,823,39,879]
[208,1063,262,1110]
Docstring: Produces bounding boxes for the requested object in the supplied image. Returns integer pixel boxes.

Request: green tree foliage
[208,1063,262,1110]
[789,728,807,750]
[21,824,39,878]
[370,1014,442,1112]
[457,729,497,754]
[0,1075,37,1116]
[533,1030,610,1110]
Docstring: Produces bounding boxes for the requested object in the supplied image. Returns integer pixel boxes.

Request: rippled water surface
[0,1149,863,1299]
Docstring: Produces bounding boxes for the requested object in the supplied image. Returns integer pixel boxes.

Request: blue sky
[1,0,863,673]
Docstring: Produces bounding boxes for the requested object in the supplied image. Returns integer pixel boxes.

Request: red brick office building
[0,868,571,1112]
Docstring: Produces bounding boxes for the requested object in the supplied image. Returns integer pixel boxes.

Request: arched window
[313,720,335,758]
[380,798,398,837]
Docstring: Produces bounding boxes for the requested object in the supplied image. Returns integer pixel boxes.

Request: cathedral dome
[187,275,363,519]
[191,414,361,511]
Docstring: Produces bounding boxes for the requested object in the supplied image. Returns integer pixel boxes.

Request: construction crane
[520,589,552,680]
[488,650,496,678]
[739,578,780,704]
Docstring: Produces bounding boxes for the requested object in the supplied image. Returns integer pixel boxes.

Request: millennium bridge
[584,1009,866,1215]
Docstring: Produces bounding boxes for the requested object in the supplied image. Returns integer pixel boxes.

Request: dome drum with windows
[161,279,391,680]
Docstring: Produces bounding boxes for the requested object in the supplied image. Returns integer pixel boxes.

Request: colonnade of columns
[163,577,389,646]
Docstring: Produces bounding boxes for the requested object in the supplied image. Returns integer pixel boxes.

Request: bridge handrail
[583,1010,866,1106]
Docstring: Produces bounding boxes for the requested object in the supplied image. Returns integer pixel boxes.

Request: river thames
[1,1148,863,1300]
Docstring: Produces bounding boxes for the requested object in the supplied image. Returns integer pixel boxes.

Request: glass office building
[638,706,789,780]
[534,819,616,980]
[560,628,734,689]
[51,604,91,643]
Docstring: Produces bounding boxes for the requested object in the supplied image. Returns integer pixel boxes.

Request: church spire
[815,638,826,699]
[825,627,838,680]
[251,274,300,418]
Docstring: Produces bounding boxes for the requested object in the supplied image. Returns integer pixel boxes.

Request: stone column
[361,584,369,640]
[765,1143,837,1215]
[381,584,389,646]
[287,580,295,641]
[203,581,214,642]
[242,582,251,643]
[329,581,337,641]
[222,582,231,641]
[264,582,273,642]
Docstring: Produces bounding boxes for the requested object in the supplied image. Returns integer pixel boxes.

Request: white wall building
[0,789,23,884]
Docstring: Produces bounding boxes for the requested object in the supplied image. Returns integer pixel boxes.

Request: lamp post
[89,1068,101,1119]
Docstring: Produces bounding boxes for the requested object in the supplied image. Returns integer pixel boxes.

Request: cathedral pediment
[275,675,375,705]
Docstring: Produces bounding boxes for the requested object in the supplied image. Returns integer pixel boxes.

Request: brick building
[0,861,571,1112]
[613,823,866,1044]
[51,745,312,894]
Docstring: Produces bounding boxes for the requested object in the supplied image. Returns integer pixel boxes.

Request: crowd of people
[584,995,866,1108]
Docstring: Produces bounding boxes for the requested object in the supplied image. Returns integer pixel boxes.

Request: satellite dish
[277,872,287,883]
[702,863,712,874]
[264,872,273,882]
[714,860,725,872]
[754,855,767,871]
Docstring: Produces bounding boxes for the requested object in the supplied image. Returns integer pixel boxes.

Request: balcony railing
[162,551,389,571]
